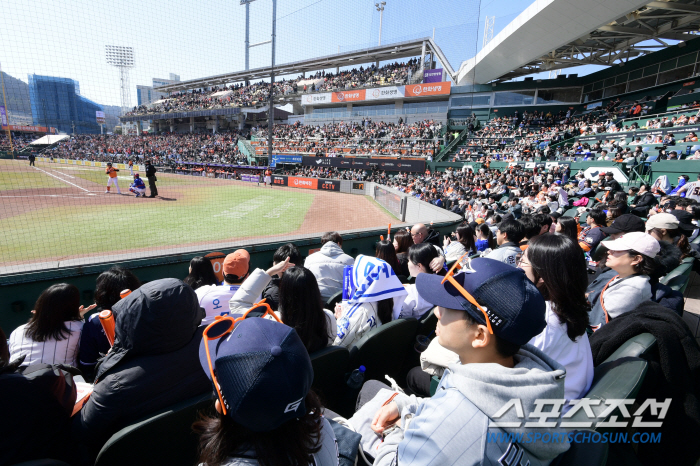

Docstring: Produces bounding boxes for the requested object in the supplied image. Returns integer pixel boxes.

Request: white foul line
[33,167,89,192]
[50,169,75,178]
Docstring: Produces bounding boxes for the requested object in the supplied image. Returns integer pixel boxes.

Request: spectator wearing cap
[73,279,211,458]
[227,256,295,317]
[194,318,339,465]
[304,231,354,301]
[353,258,569,465]
[647,212,697,261]
[195,249,251,325]
[588,233,660,329]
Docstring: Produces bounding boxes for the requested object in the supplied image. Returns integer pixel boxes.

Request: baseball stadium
[2,0,700,465]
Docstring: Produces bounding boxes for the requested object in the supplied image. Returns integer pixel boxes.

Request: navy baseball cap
[416,258,546,346]
[199,318,313,432]
[601,214,645,235]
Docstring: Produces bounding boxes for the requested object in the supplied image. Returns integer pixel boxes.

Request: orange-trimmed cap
[223,249,250,277]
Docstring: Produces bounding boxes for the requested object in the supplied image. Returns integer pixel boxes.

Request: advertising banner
[331,90,366,103]
[0,106,6,126]
[423,69,443,83]
[241,174,259,183]
[302,156,425,172]
[288,176,318,189]
[404,81,451,98]
[1,124,57,133]
[270,154,303,167]
[96,111,105,124]
[302,93,332,105]
[365,86,405,101]
[318,179,341,191]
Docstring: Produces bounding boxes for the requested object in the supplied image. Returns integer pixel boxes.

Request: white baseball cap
[603,232,660,258]
[645,213,679,231]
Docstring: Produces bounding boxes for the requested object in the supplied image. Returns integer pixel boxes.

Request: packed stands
[125,59,421,117]
[0,132,34,151]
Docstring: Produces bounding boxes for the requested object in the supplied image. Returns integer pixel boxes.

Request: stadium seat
[564,357,648,429]
[550,434,609,466]
[595,191,607,200]
[325,291,343,310]
[563,207,579,218]
[602,333,656,363]
[94,391,212,466]
[416,307,437,338]
[310,345,350,412]
[348,318,419,383]
[660,259,694,293]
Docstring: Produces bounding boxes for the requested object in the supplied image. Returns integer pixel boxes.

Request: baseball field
[0,159,396,271]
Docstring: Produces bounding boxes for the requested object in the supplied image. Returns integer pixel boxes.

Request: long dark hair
[193,391,323,466]
[95,266,143,309]
[408,243,439,275]
[278,267,328,354]
[393,229,414,254]
[184,256,219,290]
[525,234,590,341]
[477,223,497,249]
[455,226,477,254]
[375,240,400,275]
[376,298,394,325]
[556,217,579,244]
[26,283,81,342]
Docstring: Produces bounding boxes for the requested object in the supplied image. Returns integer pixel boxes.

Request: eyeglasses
[201,300,281,415]
[440,253,493,334]
[516,256,530,267]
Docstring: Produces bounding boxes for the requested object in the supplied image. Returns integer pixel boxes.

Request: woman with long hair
[393,229,414,277]
[194,319,337,466]
[646,213,693,259]
[375,239,401,277]
[475,223,497,252]
[9,283,95,367]
[278,266,335,354]
[518,234,594,406]
[397,243,442,320]
[184,256,219,290]
[443,226,477,261]
[555,216,579,244]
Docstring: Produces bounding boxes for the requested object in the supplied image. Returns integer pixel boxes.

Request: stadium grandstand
[3,1,700,465]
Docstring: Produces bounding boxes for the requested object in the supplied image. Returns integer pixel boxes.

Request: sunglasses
[440,253,493,334]
[202,299,282,415]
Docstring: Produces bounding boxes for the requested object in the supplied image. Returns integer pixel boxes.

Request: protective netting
[0,0,480,274]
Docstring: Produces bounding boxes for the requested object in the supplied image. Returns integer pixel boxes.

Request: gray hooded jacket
[373,345,570,465]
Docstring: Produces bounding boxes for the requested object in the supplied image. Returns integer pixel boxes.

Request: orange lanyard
[599,275,618,324]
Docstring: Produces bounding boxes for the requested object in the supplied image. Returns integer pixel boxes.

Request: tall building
[28,74,103,134]
[136,73,180,106]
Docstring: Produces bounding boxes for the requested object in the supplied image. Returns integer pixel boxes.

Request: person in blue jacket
[128,173,147,197]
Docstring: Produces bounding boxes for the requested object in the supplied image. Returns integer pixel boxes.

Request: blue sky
[0,0,534,107]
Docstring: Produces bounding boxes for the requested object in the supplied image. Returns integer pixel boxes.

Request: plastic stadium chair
[550,434,609,466]
[660,260,694,293]
[595,191,607,200]
[94,391,212,466]
[563,207,579,218]
[602,333,656,363]
[348,318,419,383]
[325,290,343,310]
[416,308,438,338]
[310,345,350,412]
[564,357,648,429]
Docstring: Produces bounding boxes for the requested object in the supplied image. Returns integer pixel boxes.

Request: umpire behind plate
[145,160,158,198]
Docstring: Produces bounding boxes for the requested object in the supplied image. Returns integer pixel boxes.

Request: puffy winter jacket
[72,278,210,457]
[304,242,354,299]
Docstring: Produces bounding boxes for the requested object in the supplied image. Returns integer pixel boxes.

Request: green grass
[365,195,400,221]
[0,171,67,191]
[0,183,314,262]
[52,166,200,187]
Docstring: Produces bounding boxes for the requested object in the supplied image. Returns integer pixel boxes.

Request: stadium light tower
[240,0,258,72]
[375,2,386,46]
[105,45,134,116]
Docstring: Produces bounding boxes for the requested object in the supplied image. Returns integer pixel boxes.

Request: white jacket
[334,301,386,348]
[397,283,433,320]
[228,268,269,316]
[304,242,354,299]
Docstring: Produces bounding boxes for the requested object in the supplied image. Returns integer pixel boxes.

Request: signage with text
[423,69,443,83]
[331,90,366,103]
[289,177,318,189]
[318,179,341,191]
[301,156,425,172]
[301,82,451,105]
[271,175,288,186]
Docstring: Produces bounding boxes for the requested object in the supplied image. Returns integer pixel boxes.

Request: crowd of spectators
[125,59,421,117]
[0,132,34,151]
[254,119,442,157]
[45,131,247,165]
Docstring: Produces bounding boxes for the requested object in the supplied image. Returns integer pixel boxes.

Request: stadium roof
[457,0,700,85]
[155,38,455,93]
